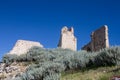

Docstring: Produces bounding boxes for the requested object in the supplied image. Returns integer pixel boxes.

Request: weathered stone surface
[58,26,77,51]
[9,40,43,55]
[0,62,27,80]
[82,25,109,51]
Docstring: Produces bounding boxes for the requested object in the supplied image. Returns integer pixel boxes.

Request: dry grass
[61,66,120,80]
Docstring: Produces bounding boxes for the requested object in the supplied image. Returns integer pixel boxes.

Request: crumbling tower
[82,25,109,51]
[58,26,77,51]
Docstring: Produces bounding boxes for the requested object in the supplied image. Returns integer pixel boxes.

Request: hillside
[61,66,120,80]
[0,46,120,80]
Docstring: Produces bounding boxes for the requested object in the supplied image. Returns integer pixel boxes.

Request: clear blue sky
[0,0,120,59]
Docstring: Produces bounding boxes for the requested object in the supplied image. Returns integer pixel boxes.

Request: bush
[14,62,65,80]
[2,54,17,65]
[93,47,120,67]
[3,46,120,80]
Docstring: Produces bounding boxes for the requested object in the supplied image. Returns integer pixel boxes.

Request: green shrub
[2,54,17,65]
[93,47,120,67]
[14,62,65,80]
[3,46,120,80]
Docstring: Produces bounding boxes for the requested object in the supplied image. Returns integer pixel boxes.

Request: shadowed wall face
[91,25,109,51]
[58,26,77,51]
[82,25,109,51]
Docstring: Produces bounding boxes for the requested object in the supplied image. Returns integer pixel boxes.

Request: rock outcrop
[58,26,77,51]
[82,25,109,51]
[9,40,43,55]
[0,62,27,80]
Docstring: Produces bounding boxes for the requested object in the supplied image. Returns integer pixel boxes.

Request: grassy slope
[61,66,120,80]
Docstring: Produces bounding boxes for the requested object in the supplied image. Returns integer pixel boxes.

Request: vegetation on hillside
[61,66,120,80]
[2,46,120,80]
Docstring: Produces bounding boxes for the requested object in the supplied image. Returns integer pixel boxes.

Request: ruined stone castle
[9,40,43,55]
[8,25,109,55]
[58,26,77,51]
[82,25,109,51]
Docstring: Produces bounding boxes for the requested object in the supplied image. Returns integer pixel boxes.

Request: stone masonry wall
[9,40,43,55]
[82,25,109,51]
[58,26,77,51]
